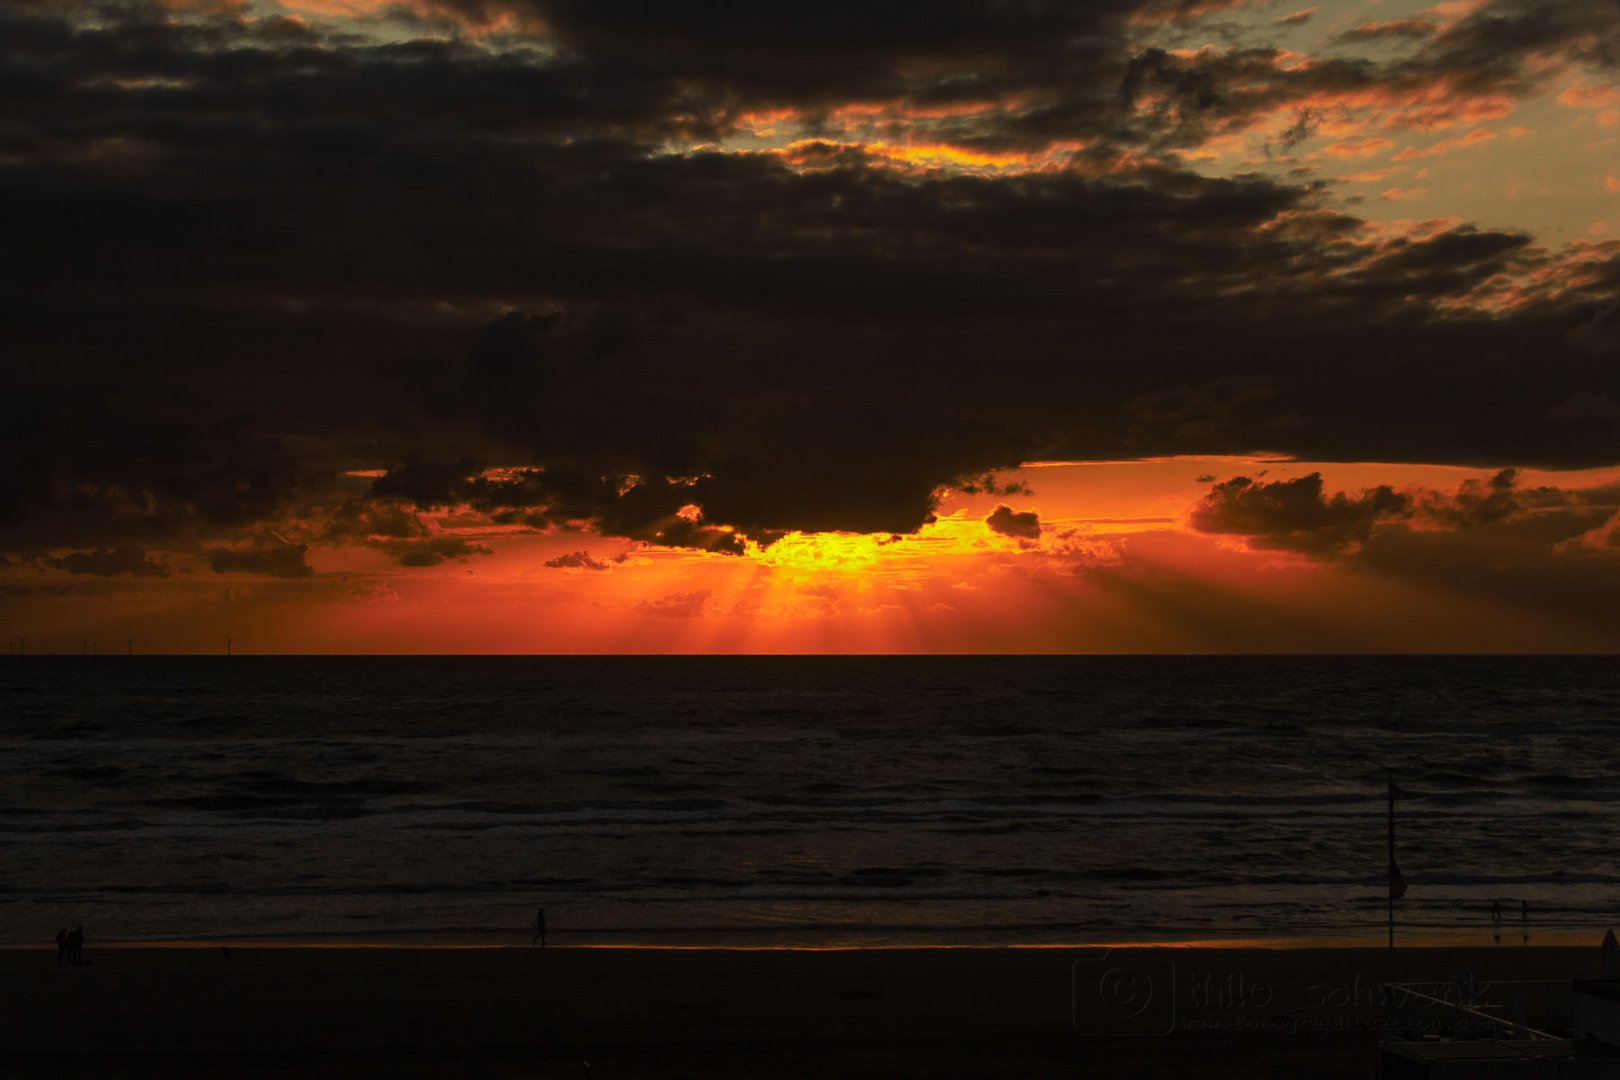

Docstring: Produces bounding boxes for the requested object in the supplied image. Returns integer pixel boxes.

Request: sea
[4,655,1619,949]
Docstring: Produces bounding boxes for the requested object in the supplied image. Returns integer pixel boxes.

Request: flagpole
[1388,768,1396,980]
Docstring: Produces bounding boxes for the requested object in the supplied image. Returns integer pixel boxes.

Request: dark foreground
[0,944,1600,1078]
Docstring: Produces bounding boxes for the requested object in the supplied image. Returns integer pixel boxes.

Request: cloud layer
[1,0,1617,573]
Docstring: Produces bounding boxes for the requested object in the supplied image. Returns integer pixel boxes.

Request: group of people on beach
[54,926,86,965]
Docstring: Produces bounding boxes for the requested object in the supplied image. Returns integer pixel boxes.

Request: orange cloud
[1339,167,1398,183]
[1564,512,1620,552]
[772,137,1085,176]
[1285,84,1514,134]
[829,99,1024,124]
[1428,0,1491,30]
[1127,0,1266,28]
[273,0,541,34]
[732,107,801,137]
[18,459,1620,654]
[1558,84,1620,110]
[869,142,1039,170]
[273,0,394,16]
[1322,137,1393,158]
[1390,127,1495,162]
[737,97,1044,150]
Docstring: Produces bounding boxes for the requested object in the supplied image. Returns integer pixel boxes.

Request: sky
[2,0,1619,653]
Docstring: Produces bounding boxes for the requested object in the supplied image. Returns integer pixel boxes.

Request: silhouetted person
[1493,899,1502,946]
[55,929,68,964]
[1522,900,1530,946]
[221,945,231,962]
[1602,929,1619,977]
[532,907,547,948]
[66,926,84,965]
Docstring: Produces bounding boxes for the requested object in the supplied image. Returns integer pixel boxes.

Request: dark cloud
[1148,464,1620,641]
[1190,469,1620,574]
[1119,46,1226,140]
[1125,378,1283,448]
[370,462,490,511]
[985,505,1042,540]
[0,389,323,559]
[956,473,1033,497]
[1417,468,1540,528]
[1354,509,1620,639]
[1428,0,1620,76]
[1412,470,1597,538]
[543,550,612,570]
[208,538,314,578]
[1104,1,1620,153]
[368,453,750,552]
[441,0,1142,132]
[1547,391,1620,423]
[324,500,430,542]
[384,537,494,567]
[0,0,1617,564]
[1570,300,1620,355]
[1072,510,1620,650]
[1190,474,1411,555]
[51,546,169,577]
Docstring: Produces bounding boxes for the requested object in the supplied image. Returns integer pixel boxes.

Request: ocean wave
[9,655,1620,946]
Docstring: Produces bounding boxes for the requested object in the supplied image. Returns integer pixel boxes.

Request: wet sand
[0,943,1602,1078]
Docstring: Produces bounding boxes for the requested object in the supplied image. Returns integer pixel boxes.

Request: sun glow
[18,458,1620,654]
[747,512,1025,577]
[750,531,887,573]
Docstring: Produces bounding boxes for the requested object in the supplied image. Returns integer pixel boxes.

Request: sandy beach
[1,942,1604,1078]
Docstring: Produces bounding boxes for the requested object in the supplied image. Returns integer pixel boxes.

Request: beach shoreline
[3,925,1601,950]
[3,942,1604,1078]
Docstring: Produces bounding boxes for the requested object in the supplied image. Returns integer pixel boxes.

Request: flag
[1389,859,1407,899]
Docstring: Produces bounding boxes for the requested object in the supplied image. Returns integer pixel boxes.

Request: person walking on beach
[55,928,68,964]
[65,926,84,965]
[533,907,547,949]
